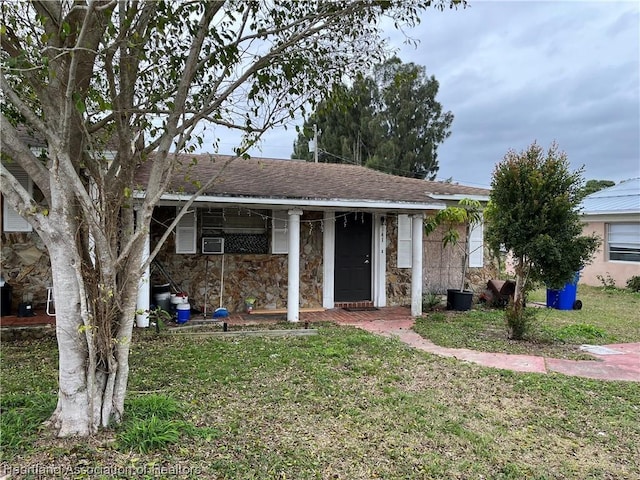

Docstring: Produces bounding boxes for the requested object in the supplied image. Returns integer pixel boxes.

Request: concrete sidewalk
[323,307,640,382]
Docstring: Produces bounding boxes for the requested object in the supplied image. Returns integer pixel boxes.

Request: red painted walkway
[3,306,639,382]
[302,306,640,382]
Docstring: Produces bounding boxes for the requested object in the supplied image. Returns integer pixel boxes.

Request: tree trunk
[45,241,137,437]
[42,174,139,437]
[46,240,93,436]
[513,259,527,313]
[505,257,529,340]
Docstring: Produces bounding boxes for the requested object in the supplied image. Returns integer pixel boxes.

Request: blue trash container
[546,272,580,310]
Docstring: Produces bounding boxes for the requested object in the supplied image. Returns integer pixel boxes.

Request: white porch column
[136,212,151,327]
[411,213,424,317]
[322,211,336,309]
[373,213,387,307]
[287,209,303,322]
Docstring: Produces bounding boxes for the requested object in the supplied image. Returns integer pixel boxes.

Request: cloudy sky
[215,1,640,189]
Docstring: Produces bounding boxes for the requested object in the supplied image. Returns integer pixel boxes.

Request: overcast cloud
[211,1,640,189]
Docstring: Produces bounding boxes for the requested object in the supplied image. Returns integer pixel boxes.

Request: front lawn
[414,285,640,359]
[1,320,639,479]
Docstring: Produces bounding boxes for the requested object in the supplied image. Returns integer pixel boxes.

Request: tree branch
[0,117,52,201]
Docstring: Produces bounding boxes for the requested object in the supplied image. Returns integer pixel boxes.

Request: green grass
[415,285,640,359]
[1,320,639,479]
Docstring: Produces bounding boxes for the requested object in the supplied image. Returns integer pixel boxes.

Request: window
[468,217,484,268]
[608,223,640,262]
[397,214,412,268]
[175,209,197,254]
[272,210,288,254]
[175,207,269,254]
[2,164,33,232]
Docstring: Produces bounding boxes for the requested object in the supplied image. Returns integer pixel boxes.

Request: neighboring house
[2,152,492,319]
[579,177,640,287]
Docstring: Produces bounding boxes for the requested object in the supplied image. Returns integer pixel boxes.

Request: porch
[0,305,414,333]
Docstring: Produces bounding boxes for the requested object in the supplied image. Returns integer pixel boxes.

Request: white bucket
[136,313,149,328]
[170,293,189,305]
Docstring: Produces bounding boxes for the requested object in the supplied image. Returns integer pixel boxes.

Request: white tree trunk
[46,242,137,437]
[42,177,139,437]
[47,242,93,436]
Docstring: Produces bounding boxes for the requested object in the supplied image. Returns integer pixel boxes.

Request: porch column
[287,209,303,322]
[373,213,387,308]
[136,211,151,327]
[411,213,424,317]
[322,211,336,309]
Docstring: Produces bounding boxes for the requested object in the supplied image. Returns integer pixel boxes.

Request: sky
[211,1,640,189]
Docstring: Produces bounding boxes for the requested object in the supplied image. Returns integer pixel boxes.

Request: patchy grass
[1,324,639,479]
[415,285,640,359]
[527,285,640,342]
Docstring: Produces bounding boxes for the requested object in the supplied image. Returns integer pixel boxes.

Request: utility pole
[313,124,319,163]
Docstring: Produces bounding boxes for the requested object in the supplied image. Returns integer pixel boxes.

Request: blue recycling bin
[546,272,580,310]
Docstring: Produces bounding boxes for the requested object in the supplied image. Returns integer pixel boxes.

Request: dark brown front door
[334,212,372,302]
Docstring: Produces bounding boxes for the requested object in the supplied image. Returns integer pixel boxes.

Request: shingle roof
[580,178,640,215]
[134,154,490,208]
[15,125,47,149]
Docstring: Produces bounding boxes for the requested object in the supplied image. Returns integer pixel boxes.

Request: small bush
[505,305,537,340]
[422,292,442,311]
[626,275,640,292]
[596,273,617,290]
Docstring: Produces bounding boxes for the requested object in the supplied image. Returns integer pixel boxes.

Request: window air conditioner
[202,237,224,254]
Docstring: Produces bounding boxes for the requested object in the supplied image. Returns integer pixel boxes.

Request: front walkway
[301,306,640,382]
[2,306,638,382]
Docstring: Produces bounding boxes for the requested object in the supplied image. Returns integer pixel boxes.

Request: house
[133,154,492,320]
[2,153,492,320]
[579,177,640,287]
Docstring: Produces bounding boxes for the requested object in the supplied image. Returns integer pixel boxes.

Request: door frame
[322,211,386,308]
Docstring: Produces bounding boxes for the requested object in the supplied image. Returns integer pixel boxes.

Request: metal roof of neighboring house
[134,154,490,210]
[580,177,640,215]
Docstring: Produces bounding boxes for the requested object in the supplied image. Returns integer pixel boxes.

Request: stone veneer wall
[1,232,52,311]
[0,210,499,316]
[384,215,412,306]
[385,215,499,304]
[150,209,324,313]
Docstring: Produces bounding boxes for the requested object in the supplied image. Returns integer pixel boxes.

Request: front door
[334,212,372,302]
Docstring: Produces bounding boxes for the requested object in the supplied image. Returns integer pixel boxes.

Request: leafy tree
[485,142,600,339]
[292,57,453,179]
[580,179,615,198]
[1,0,465,437]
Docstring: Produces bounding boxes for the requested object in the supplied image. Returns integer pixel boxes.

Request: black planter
[446,289,473,311]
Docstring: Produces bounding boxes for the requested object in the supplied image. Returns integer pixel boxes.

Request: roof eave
[134,191,446,211]
[428,193,490,202]
[582,211,640,222]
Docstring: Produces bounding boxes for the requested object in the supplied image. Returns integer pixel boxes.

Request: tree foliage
[1,0,465,437]
[485,142,600,339]
[291,57,453,179]
[580,179,615,198]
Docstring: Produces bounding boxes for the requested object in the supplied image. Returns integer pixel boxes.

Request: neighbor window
[608,223,640,262]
